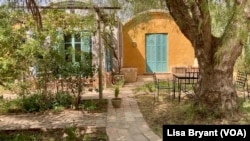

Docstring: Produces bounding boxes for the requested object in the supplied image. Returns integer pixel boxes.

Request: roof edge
[122,9,170,26]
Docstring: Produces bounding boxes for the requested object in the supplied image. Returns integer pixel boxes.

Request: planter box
[111,98,122,108]
[120,68,138,83]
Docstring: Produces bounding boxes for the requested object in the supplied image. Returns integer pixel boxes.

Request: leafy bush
[54,91,73,108]
[64,124,78,141]
[0,127,108,141]
[0,98,23,113]
[22,93,41,112]
[20,91,73,113]
[82,100,97,111]
[0,132,40,141]
[21,92,54,112]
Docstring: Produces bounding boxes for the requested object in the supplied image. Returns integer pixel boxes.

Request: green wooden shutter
[57,31,65,61]
[146,34,167,73]
[146,34,156,72]
[156,34,167,72]
[105,48,112,72]
[80,33,92,65]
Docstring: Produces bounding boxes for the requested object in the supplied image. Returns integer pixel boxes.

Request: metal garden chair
[181,70,199,99]
[153,72,174,102]
[234,71,248,100]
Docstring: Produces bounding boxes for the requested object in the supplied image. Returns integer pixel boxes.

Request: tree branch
[165,0,213,66]
[25,0,42,31]
[215,0,248,68]
[165,0,212,50]
[165,0,197,46]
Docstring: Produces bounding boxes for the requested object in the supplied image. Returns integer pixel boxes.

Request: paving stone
[143,130,162,141]
[117,129,135,141]
[108,122,124,128]
[106,128,120,141]
[128,126,142,135]
[134,117,145,122]
[118,122,131,129]
[132,134,149,141]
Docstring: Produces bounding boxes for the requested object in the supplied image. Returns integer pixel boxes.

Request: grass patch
[133,82,250,138]
[132,81,155,94]
[80,99,108,113]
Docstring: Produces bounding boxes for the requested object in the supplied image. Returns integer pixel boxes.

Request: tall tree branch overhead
[165,0,198,46]
[25,0,42,30]
[165,0,213,48]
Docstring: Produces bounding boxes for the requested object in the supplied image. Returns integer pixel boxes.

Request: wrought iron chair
[188,66,199,73]
[234,71,248,100]
[246,80,250,100]
[181,70,199,99]
[172,66,188,74]
[153,72,174,102]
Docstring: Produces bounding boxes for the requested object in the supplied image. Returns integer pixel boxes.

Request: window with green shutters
[62,32,92,63]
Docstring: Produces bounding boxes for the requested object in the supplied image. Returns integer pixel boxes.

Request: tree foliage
[0,3,97,94]
[0,6,31,87]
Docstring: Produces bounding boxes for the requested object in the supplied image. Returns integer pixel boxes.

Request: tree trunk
[165,0,249,116]
[194,65,238,114]
[193,30,244,114]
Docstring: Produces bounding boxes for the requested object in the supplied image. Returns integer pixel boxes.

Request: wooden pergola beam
[15,6,121,10]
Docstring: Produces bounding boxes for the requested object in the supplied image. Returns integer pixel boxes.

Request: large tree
[165,0,250,115]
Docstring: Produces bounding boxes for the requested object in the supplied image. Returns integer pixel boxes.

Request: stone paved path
[105,85,161,141]
[0,76,162,141]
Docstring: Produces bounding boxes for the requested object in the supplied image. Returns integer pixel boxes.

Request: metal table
[173,72,199,102]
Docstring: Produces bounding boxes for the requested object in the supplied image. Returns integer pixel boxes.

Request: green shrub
[21,92,54,112]
[55,91,73,108]
[97,132,108,141]
[22,93,41,112]
[21,91,73,113]
[64,124,78,141]
[0,98,22,113]
[82,100,97,111]
[0,132,40,141]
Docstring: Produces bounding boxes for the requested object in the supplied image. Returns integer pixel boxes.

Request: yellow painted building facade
[122,10,195,75]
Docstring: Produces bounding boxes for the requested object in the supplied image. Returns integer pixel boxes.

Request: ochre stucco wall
[122,10,195,75]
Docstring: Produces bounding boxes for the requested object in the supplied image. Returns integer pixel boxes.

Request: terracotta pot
[111,98,122,108]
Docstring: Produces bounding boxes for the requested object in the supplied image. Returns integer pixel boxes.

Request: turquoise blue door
[146,34,167,73]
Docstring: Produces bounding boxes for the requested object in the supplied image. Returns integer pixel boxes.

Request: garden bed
[0,96,109,141]
[80,99,108,113]
[0,126,108,141]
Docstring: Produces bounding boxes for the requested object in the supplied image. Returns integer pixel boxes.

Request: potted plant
[112,74,125,87]
[111,85,122,108]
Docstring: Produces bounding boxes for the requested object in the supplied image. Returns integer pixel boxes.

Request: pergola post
[95,7,103,99]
